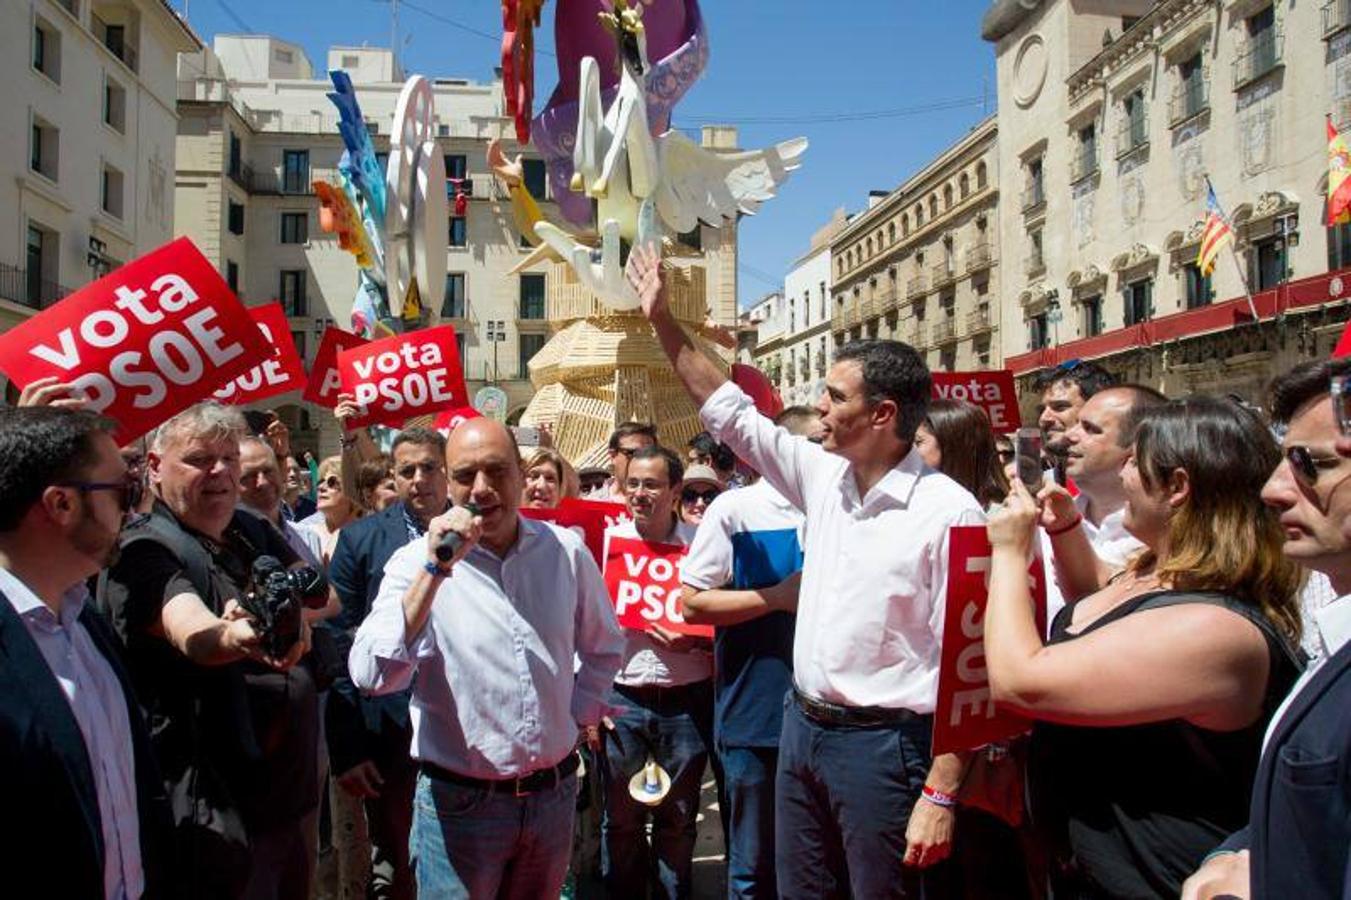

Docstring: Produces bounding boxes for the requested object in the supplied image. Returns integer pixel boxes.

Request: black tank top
[1028,590,1302,899]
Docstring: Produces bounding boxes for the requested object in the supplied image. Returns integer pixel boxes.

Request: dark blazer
[0,587,173,898]
[322,502,418,775]
[1220,637,1351,899]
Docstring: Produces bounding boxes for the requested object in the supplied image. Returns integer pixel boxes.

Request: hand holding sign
[0,237,271,443]
[338,325,468,428]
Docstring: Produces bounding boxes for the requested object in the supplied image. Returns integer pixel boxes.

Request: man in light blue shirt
[351,418,624,898]
[0,406,170,898]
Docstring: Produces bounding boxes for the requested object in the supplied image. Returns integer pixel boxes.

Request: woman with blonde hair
[305,455,362,565]
[522,446,578,509]
[984,395,1304,898]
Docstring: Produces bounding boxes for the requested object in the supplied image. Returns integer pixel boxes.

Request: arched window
[888,222,897,243]
[943,185,954,210]
[976,161,988,190]
[902,213,911,236]
[866,237,873,257]
[959,172,971,199]
[915,206,924,226]
[929,195,939,219]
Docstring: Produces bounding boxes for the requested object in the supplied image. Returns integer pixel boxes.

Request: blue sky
[177,0,997,308]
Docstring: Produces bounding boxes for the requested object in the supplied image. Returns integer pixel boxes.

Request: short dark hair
[689,431,734,472]
[1031,359,1118,401]
[628,445,684,486]
[1268,357,1351,425]
[391,426,448,458]
[1100,383,1169,448]
[775,405,821,437]
[609,421,658,452]
[834,339,932,442]
[0,407,115,531]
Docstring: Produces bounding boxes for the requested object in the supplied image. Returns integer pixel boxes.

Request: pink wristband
[921,785,957,809]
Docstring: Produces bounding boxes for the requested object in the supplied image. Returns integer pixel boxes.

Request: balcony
[875,280,898,312]
[0,263,73,311]
[860,297,879,321]
[966,307,994,334]
[243,167,341,195]
[932,319,958,345]
[92,10,139,74]
[931,262,956,289]
[1070,146,1100,184]
[1115,111,1149,160]
[831,307,848,333]
[1168,75,1210,127]
[1021,182,1046,214]
[1024,251,1046,279]
[1233,27,1284,90]
[965,242,994,274]
[1325,0,1351,38]
[906,275,928,300]
[900,321,924,348]
[814,352,826,376]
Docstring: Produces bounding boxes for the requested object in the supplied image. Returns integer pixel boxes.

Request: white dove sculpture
[533,0,807,310]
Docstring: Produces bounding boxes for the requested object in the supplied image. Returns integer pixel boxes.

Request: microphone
[434,503,480,563]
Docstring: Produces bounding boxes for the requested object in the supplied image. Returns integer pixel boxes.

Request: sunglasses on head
[57,475,143,513]
[681,486,721,505]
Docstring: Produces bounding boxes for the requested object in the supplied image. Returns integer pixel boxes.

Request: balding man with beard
[350,419,624,898]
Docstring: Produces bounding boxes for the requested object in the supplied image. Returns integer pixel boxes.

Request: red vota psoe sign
[931,370,1021,431]
[336,325,468,428]
[213,303,308,406]
[0,237,271,443]
[603,534,713,638]
[304,327,368,408]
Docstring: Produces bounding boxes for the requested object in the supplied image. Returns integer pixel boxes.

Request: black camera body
[242,556,326,658]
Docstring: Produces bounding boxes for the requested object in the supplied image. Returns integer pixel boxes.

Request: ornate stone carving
[1013,34,1049,109]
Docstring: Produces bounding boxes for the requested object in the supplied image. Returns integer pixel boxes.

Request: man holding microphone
[349,418,624,898]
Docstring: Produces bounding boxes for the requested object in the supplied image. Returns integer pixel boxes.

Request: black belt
[419,752,579,797]
[793,688,924,728]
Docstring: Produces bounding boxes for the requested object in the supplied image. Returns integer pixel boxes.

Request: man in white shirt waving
[349,418,625,898]
[629,246,983,898]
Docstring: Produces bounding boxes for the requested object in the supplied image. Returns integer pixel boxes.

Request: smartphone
[512,425,541,448]
[1015,427,1045,492]
[1333,375,1351,436]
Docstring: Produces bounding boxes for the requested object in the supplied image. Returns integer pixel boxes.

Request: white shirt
[700,381,985,711]
[348,517,625,778]
[0,569,143,900]
[1297,570,1340,662]
[682,480,805,591]
[1042,492,1145,628]
[1263,593,1351,751]
[606,519,713,687]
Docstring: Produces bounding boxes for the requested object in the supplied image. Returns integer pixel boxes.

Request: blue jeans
[600,681,713,900]
[409,769,575,900]
[719,744,778,900]
[775,695,948,900]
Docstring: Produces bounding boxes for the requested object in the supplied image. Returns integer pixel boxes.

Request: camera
[241,556,327,658]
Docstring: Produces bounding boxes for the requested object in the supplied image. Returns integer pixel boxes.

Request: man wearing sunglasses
[1184,358,1351,900]
[0,406,173,898]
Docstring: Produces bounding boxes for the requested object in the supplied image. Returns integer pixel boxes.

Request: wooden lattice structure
[519,260,726,468]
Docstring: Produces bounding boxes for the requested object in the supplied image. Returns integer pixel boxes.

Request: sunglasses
[319,475,342,490]
[57,476,143,513]
[681,487,721,505]
[1286,446,1342,489]
[997,449,1016,462]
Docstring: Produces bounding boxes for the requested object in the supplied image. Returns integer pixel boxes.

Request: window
[519,333,546,378]
[977,162,988,190]
[519,274,546,319]
[1175,52,1207,123]
[437,124,450,137]
[960,173,970,200]
[104,79,126,132]
[274,48,294,64]
[1123,278,1153,325]
[888,222,896,244]
[1029,312,1050,350]
[1183,263,1213,308]
[25,224,55,309]
[1244,5,1278,81]
[522,158,547,198]
[943,185,953,210]
[442,273,466,318]
[33,20,60,82]
[228,201,245,236]
[1081,294,1103,336]
[364,120,379,136]
[282,150,309,194]
[1328,222,1351,270]
[101,165,124,219]
[228,131,242,179]
[1252,234,1286,290]
[279,270,307,316]
[444,154,467,180]
[225,260,239,294]
[280,212,308,244]
[929,196,938,219]
[341,54,360,68]
[1074,123,1098,181]
[291,331,307,363]
[1024,157,1045,210]
[30,117,58,181]
[819,281,827,321]
[1026,228,1045,275]
[448,216,467,247]
[1119,89,1148,157]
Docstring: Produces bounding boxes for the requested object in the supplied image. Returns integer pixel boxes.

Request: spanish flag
[1329,118,1351,226]
[1197,184,1234,278]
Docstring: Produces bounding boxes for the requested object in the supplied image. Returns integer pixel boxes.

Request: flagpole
[1204,174,1262,328]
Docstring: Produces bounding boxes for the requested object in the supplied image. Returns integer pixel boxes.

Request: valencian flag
[1329,118,1351,226]
[1197,183,1235,278]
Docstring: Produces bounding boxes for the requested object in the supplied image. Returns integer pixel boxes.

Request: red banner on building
[0,237,271,443]
[931,370,1021,431]
[932,525,1047,756]
[213,303,307,405]
[337,325,468,428]
[603,534,712,637]
[303,327,368,408]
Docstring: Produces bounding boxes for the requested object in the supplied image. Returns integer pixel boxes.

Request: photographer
[101,402,326,900]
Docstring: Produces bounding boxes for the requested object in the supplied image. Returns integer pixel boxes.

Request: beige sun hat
[628,757,672,807]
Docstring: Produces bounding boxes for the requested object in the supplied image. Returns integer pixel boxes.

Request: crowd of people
[0,242,1346,900]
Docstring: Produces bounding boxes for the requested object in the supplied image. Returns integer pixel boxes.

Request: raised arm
[629,243,728,408]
